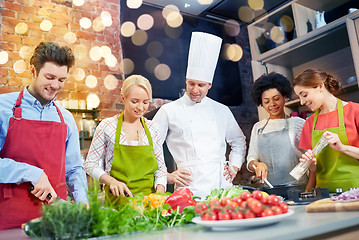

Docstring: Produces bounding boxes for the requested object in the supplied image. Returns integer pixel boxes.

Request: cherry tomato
[262,196,269,205]
[231,211,244,220]
[231,196,243,206]
[201,211,218,221]
[240,191,252,201]
[240,201,249,209]
[209,198,220,209]
[195,202,208,215]
[261,208,274,217]
[226,200,238,210]
[249,200,263,215]
[267,194,280,206]
[271,206,283,215]
[244,210,256,219]
[218,210,231,220]
[252,190,263,201]
[246,197,256,204]
[220,197,232,207]
[280,202,289,213]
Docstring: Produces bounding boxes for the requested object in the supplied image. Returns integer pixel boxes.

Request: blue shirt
[0,88,88,203]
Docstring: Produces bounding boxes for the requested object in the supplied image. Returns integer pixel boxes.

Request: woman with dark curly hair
[293,69,359,192]
[247,72,307,186]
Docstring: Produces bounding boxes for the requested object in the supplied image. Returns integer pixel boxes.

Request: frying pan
[240,183,306,199]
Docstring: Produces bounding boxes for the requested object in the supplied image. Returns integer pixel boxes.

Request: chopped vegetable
[331,188,359,201]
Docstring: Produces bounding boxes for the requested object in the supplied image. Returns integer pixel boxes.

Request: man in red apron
[0,42,88,230]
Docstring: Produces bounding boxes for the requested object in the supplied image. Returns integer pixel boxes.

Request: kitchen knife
[252,165,274,188]
[28,184,67,203]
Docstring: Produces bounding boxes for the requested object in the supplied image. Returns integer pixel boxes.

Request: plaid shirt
[84,115,167,190]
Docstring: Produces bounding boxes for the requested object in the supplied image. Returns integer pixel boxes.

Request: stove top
[286,188,330,205]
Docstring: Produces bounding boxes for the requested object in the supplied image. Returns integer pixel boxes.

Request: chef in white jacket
[153,32,246,198]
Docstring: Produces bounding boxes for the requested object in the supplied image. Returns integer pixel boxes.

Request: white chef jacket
[153,94,246,198]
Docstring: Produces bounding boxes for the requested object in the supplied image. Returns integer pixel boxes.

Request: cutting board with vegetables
[306,198,359,212]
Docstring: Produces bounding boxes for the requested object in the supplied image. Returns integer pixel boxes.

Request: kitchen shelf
[67,108,99,119]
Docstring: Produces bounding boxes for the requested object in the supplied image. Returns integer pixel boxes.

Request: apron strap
[13,90,24,119]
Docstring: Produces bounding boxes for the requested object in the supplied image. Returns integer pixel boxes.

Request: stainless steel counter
[1,205,359,240]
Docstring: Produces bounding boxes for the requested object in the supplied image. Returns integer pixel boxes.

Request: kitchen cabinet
[248,0,359,120]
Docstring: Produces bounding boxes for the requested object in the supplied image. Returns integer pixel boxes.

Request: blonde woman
[85,75,167,200]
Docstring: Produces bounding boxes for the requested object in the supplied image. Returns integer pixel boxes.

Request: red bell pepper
[165,188,196,213]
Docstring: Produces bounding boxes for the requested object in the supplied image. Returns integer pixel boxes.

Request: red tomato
[252,190,263,201]
[195,202,208,215]
[231,196,243,206]
[240,191,252,201]
[244,210,256,219]
[262,196,269,205]
[271,206,283,215]
[267,194,280,206]
[240,201,249,209]
[280,202,289,213]
[209,198,220,209]
[231,211,244,220]
[201,211,218,221]
[218,210,231,220]
[261,208,274,217]
[249,200,263,215]
[227,200,238,210]
[220,197,232,207]
[246,197,256,204]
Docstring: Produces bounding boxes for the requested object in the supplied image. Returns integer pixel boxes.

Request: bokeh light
[270,26,285,43]
[131,30,148,46]
[166,11,183,28]
[14,60,27,74]
[162,5,180,19]
[72,68,85,81]
[19,46,32,59]
[197,0,213,4]
[93,17,105,32]
[0,51,9,65]
[85,75,98,88]
[100,46,112,58]
[248,0,264,11]
[137,14,154,31]
[147,41,163,58]
[64,32,77,44]
[40,20,52,31]
[87,93,100,109]
[145,57,160,74]
[104,54,117,68]
[15,22,28,35]
[89,46,102,61]
[154,63,171,81]
[104,74,118,90]
[280,15,294,32]
[121,21,136,37]
[165,25,182,38]
[73,0,84,7]
[238,6,254,23]
[101,11,112,27]
[119,58,134,75]
[127,0,142,9]
[224,43,243,62]
[224,19,240,37]
[80,17,92,29]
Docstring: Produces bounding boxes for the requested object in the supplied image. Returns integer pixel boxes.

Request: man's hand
[224,165,239,182]
[32,172,57,204]
[167,170,192,186]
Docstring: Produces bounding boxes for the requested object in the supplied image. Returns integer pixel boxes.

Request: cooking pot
[240,183,306,200]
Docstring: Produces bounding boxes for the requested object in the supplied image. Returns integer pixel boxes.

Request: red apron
[0,90,67,230]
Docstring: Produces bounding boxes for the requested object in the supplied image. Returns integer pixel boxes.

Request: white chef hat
[186,32,222,84]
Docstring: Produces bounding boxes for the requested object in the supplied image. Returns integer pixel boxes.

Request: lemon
[261,191,269,197]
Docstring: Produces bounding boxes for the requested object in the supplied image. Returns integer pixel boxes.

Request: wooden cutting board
[306,198,359,212]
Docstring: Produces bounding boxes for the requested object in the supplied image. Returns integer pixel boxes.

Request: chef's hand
[253,162,268,183]
[32,172,57,204]
[300,149,317,172]
[224,165,239,182]
[323,131,344,152]
[167,170,192,187]
[108,178,133,198]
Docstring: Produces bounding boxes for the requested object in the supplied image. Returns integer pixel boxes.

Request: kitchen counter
[1,205,359,240]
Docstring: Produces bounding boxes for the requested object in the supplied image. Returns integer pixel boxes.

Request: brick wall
[0,0,124,122]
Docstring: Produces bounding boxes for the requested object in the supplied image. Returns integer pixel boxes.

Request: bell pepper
[164,188,196,213]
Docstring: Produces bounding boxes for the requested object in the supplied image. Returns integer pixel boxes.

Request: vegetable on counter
[164,188,196,213]
[205,186,250,201]
[331,188,359,202]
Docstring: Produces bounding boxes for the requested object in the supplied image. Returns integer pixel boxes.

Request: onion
[331,188,359,201]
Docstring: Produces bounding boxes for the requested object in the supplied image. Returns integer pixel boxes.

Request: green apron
[312,99,359,192]
[106,113,158,204]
